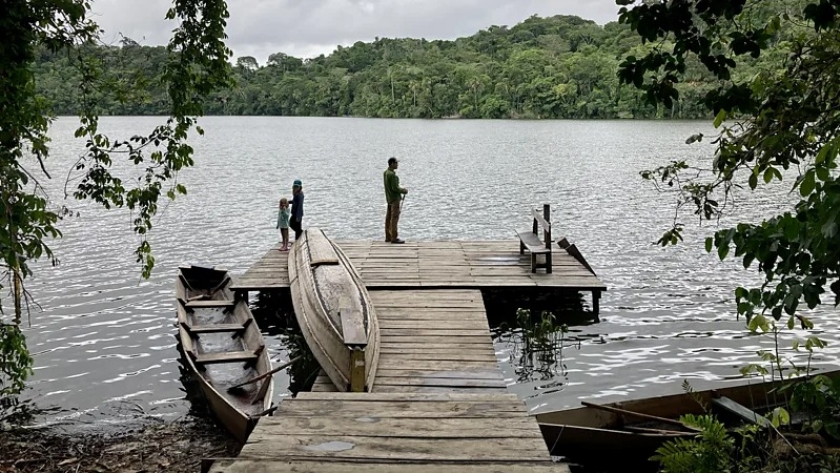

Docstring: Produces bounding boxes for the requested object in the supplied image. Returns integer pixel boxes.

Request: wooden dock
[203,290,569,473]
[232,240,605,314]
[202,236,602,472]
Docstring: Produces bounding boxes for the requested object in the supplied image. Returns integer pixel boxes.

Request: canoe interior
[289,229,379,392]
[179,265,229,294]
[176,265,273,442]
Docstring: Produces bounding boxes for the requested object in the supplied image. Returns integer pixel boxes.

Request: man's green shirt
[384,168,403,204]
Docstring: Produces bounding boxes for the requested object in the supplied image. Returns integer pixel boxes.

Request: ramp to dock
[203,290,569,473]
[312,290,504,394]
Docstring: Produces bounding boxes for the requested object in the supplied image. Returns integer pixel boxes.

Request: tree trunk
[4,188,23,325]
[13,264,22,325]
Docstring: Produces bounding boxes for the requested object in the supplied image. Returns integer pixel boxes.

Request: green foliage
[653,414,735,473]
[625,0,840,323]
[515,308,569,351]
[1,1,231,396]
[788,374,840,439]
[32,14,740,119]
[0,326,32,396]
[659,374,840,473]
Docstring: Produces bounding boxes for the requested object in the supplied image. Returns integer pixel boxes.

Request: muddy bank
[0,418,240,473]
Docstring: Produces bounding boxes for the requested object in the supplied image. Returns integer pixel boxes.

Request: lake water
[8,116,838,429]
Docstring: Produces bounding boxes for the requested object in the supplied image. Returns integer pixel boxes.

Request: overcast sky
[90,0,621,63]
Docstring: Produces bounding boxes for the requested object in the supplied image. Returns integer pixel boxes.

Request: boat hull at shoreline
[536,371,840,468]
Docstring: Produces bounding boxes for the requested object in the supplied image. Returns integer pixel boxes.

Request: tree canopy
[0,0,231,396]
[623,0,840,333]
[31,13,799,120]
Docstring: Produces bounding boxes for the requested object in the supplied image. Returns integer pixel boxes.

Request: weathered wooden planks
[207,392,564,472]
[231,240,605,291]
[249,415,543,438]
[363,290,506,393]
[240,436,547,460]
[373,385,508,394]
[206,289,569,473]
[295,392,520,402]
[206,459,568,473]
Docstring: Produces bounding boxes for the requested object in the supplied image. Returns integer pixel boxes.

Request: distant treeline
[33,13,791,119]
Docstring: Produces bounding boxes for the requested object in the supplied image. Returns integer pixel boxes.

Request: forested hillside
[32,14,790,119]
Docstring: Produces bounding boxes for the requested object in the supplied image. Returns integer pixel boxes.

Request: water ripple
[13,117,839,426]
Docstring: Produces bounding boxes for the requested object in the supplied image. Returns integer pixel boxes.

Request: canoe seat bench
[515,204,553,273]
[192,350,258,365]
[184,300,235,309]
[181,322,249,335]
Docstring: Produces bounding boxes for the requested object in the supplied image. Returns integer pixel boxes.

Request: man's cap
[293,179,302,186]
[388,157,398,165]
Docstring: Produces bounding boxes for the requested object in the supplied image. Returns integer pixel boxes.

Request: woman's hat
[293,179,302,186]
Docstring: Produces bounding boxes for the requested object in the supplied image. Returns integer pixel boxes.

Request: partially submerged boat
[289,228,380,392]
[176,265,274,443]
[537,371,840,468]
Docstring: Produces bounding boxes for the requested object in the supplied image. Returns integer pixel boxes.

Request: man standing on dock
[384,157,408,244]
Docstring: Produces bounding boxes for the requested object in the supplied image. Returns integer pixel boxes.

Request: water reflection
[492,294,597,399]
[251,290,321,395]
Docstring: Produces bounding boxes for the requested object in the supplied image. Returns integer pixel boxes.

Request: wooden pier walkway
[232,240,605,316]
[232,240,605,291]
[203,290,569,473]
[312,290,504,393]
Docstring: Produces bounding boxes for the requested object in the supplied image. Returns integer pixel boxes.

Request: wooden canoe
[289,228,380,392]
[536,370,840,467]
[176,265,274,443]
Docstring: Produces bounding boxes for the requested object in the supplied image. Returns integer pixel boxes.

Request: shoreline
[0,416,240,473]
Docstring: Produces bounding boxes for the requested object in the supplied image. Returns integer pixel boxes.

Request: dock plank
[373,385,508,394]
[249,415,543,438]
[373,377,506,389]
[240,436,548,461]
[206,459,569,473]
[295,392,519,402]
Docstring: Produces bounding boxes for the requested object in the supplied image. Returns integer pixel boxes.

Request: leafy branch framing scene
[2,0,840,472]
[1,0,232,398]
[621,0,840,471]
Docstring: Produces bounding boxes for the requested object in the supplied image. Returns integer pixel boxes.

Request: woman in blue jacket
[290,179,304,240]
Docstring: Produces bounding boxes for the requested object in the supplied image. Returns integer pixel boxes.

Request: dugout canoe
[176,265,274,442]
[288,228,380,392]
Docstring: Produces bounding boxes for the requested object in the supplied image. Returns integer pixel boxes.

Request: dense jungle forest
[33,12,792,119]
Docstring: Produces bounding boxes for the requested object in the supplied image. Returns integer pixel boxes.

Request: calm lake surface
[10,116,839,429]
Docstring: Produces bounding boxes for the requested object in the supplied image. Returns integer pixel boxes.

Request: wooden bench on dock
[516,204,553,273]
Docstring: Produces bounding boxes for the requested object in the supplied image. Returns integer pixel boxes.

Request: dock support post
[592,290,601,322]
[543,203,552,273]
[349,348,366,392]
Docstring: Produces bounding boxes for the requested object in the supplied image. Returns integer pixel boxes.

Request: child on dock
[276,197,291,251]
